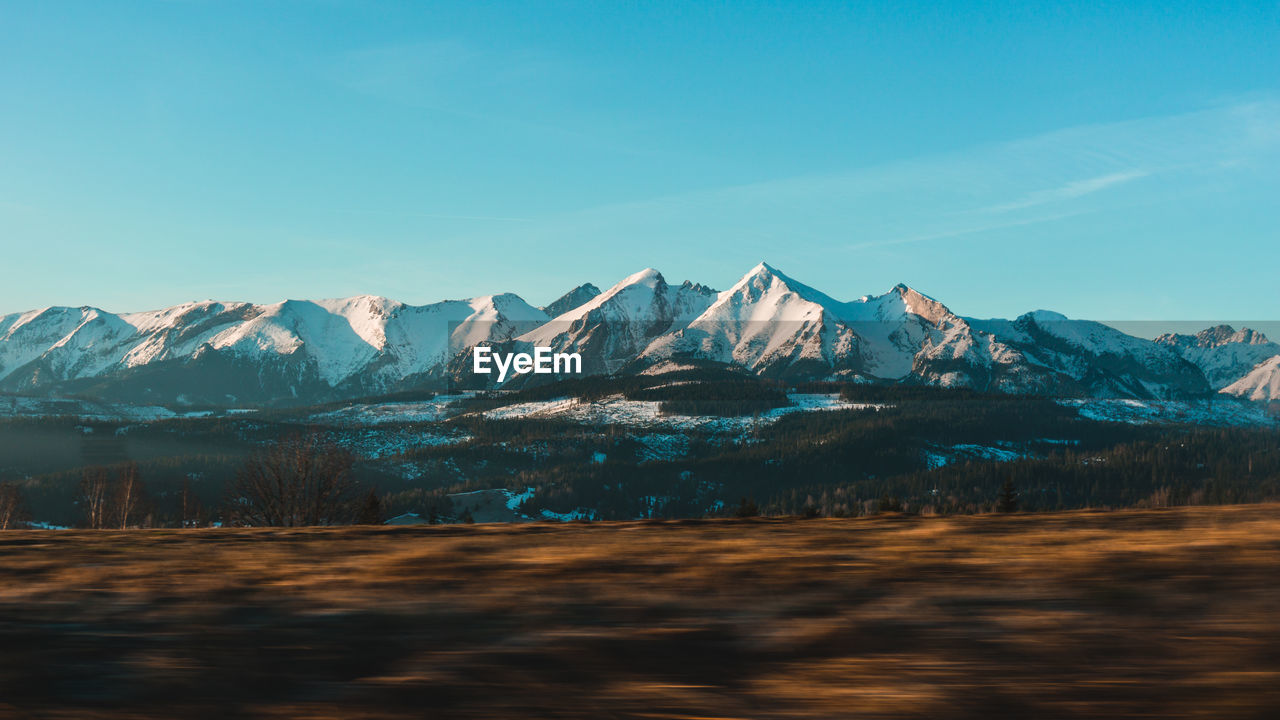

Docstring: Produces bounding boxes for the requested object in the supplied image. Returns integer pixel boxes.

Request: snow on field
[447,488,530,522]
[777,393,872,413]
[332,427,472,459]
[0,395,196,422]
[923,444,1028,468]
[951,444,1026,462]
[638,361,700,376]
[309,394,474,425]
[482,397,584,421]
[504,487,535,510]
[24,521,70,530]
[633,433,691,462]
[479,393,883,432]
[540,508,595,521]
[444,486,594,523]
[1060,398,1277,427]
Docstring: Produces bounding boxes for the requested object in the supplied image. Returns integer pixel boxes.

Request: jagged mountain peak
[1194,325,1269,347]
[1154,324,1280,390]
[2,264,1274,406]
[679,280,717,296]
[738,261,808,286]
[734,262,820,297]
[853,283,957,327]
[1155,325,1273,350]
[541,283,602,319]
[514,266,718,376]
[620,267,665,288]
[724,262,844,311]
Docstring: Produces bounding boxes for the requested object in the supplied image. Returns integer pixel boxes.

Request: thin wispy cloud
[978,169,1151,215]
[453,97,1279,258]
[847,209,1100,251]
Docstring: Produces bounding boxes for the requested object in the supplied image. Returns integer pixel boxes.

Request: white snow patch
[633,433,691,462]
[1060,398,1277,427]
[924,444,1027,468]
[539,508,594,521]
[639,361,699,376]
[504,487,536,510]
[478,392,883,433]
[309,394,474,425]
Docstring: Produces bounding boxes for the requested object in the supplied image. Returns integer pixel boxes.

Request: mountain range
[2,263,1277,407]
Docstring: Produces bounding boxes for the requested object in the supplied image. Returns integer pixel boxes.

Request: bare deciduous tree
[179,477,202,528]
[227,435,361,527]
[113,463,146,529]
[80,468,112,529]
[0,482,29,530]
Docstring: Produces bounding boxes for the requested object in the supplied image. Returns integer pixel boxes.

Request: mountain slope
[640,264,1047,391]
[541,283,602,318]
[516,268,717,375]
[1222,356,1280,402]
[640,263,864,378]
[968,312,1210,399]
[1155,325,1280,390]
[0,263,1267,406]
[0,294,548,405]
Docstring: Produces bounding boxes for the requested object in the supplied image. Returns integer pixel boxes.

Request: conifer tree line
[1,378,1277,527]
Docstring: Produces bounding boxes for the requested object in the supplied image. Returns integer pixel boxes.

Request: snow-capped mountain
[0,294,547,405]
[540,283,601,318]
[968,311,1210,399]
[1222,356,1280,402]
[1154,325,1280,390]
[640,263,865,378]
[0,262,1270,406]
[640,264,1203,398]
[638,263,1025,387]
[515,268,718,375]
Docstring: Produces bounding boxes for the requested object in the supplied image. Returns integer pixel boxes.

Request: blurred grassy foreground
[2,507,1280,719]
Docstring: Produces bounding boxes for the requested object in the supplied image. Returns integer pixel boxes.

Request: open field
[2,507,1280,718]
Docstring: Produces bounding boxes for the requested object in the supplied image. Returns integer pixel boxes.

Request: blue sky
[1,1,1277,324]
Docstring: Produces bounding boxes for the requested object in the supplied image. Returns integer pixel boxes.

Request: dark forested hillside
[2,377,1277,527]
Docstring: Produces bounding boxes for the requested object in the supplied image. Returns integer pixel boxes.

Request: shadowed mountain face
[1155,325,1280,392]
[1,263,1275,406]
[540,283,602,319]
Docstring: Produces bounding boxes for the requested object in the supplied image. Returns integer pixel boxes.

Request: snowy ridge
[967,311,1209,399]
[515,268,718,374]
[540,283,602,318]
[1222,356,1280,402]
[642,262,863,376]
[477,392,882,433]
[1155,325,1280,391]
[1,262,1273,406]
[0,293,547,402]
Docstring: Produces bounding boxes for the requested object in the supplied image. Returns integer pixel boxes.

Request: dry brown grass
[2,506,1280,718]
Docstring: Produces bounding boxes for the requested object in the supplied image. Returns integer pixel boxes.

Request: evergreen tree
[879,495,904,513]
[358,490,383,525]
[998,476,1018,513]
